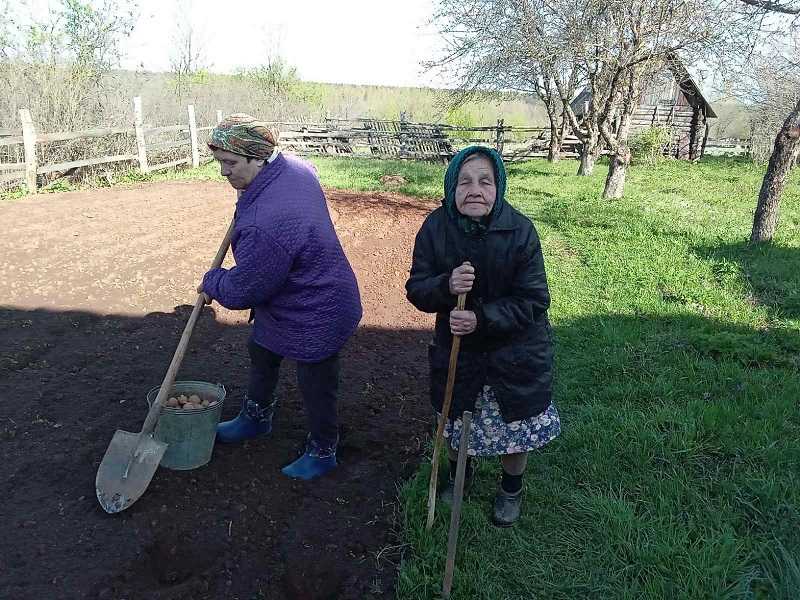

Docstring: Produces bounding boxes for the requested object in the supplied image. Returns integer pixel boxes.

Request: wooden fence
[271,116,582,162]
[0,98,752,195]
[0,97,225,193]
[0,100,588,194]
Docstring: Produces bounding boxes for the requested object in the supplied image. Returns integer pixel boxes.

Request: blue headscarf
[444,145,507,234]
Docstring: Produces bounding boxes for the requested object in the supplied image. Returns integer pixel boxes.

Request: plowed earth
[0,180,439,599]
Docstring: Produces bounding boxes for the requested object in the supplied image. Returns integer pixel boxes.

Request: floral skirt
[442,386,561,456]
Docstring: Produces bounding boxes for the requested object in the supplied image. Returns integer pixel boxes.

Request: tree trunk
[603,107,634,198]
[548,121,561,162]
[750,99,800,244]
[603,146,630,199]
[577,133,600,176]
[543,102,561,163]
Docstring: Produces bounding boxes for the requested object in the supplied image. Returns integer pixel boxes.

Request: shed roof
[570,55,716,119]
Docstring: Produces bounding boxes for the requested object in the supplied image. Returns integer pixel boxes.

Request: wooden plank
[36,154,137,175]
[0,136,24,147]
[19,108,37,193]
[36,127,134,143]
[148,139,191,151]
[0,128,22,136]
[281,140,354,148]
[188,105,200,168]
[0,162,25,172]
[133,96,148,173]
[280,131,454,144]
[144,124,185,135]
[147,157,190,172]
[284,135,443,146]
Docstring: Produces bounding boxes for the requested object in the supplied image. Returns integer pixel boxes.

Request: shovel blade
[95,429,167,514]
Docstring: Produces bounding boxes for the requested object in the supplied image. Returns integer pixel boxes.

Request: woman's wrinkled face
[213,148,265,190]
[455,155,496,220]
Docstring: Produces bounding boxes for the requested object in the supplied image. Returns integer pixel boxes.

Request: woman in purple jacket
[199,114,362,480]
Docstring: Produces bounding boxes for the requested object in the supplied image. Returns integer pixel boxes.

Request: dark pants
[247,338,339,450]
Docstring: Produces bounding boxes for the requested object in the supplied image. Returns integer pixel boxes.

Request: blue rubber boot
[281,436,337,480]
[216,398,274,443]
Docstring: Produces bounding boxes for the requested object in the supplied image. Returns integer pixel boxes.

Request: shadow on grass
[692,241,800,319]
[554,311,800,392]
[400,309,800,599]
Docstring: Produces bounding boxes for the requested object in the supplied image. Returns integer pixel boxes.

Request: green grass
[4,153,799,597]
[245,154,800,598]
[0,155,445,202]
[386,157,800,599]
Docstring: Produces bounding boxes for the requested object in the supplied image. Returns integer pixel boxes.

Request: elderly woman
[200,114,362,481]
[405,145,560,526]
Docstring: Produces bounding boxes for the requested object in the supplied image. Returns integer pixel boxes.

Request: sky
[19,0,726,96]
[120,0,446,87]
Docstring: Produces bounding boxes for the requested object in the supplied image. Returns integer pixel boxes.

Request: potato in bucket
[146,381,226,470]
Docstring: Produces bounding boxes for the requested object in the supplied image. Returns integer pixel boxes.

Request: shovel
[96,216,235,514]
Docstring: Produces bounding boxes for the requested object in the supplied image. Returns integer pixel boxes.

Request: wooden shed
[571,56,716,160]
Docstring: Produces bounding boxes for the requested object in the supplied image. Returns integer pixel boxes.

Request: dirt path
[0,180,438,599]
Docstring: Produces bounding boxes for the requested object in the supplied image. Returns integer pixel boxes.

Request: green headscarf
[444,145,507,234]
[208,113,278,159]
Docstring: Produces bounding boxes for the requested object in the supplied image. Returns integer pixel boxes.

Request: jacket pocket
[490,337,552,386]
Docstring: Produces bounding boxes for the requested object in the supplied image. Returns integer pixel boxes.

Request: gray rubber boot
[492,487,522,527]
[439,473,473,506]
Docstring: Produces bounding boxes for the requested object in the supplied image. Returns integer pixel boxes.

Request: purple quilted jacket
[203,153,362,362]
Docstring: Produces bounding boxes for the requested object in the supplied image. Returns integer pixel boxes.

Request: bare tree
[428,0,723,193]
[0,1,16,60]
[568,0,721,197]
[426,0,579,163]
[739,0,800,14]
[0,0,137,130]
[751,98,800,241]
[170,0,207,102]
[746,41,800,242]
[719,0,800,241]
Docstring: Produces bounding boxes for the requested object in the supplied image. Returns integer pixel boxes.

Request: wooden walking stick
[426,292,467,530]
[442,410,473,598]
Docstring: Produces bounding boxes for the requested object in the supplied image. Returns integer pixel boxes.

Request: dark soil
[0,180,438,599]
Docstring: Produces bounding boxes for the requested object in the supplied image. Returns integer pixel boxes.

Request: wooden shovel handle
[426,292,467,530]
[139,216,236,436]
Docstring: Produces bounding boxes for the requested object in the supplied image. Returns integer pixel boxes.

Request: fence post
[399,111,409,157]
[187,104,200,168]
[216,110,223,124]
[19,108,39,194]
[495,118,505,155]
[19,109,37,193]
[133,96,148,173]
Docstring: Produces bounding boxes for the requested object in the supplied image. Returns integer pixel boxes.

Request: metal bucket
[146,381,226,470]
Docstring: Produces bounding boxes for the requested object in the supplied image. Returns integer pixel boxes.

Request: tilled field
[0,180,439,599]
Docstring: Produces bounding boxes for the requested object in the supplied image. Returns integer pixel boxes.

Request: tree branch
[738,0,800,14]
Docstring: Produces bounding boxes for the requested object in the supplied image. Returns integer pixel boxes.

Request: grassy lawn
[7,153,800,597]
[302,156,800,598]
[388,157,800,599]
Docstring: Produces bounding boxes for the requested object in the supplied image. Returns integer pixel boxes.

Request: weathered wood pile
[274,117,577,162]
